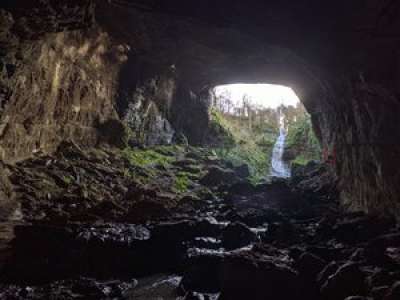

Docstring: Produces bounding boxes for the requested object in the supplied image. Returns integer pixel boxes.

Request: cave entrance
[211,84,321,182]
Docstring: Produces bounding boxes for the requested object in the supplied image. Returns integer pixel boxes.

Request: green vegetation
[174,172,191,193]
[122,147,175,168]
[210,108,278,183]
[61,175,74,186]
[121,145,197,194]
[284,114,321,166]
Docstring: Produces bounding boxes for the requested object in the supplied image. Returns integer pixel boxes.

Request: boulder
[199,166,239,187]
[219,251,299,300]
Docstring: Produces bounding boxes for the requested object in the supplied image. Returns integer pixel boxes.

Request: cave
[0,1,400,299]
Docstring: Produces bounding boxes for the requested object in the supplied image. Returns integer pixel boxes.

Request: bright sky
[214,84,300,109]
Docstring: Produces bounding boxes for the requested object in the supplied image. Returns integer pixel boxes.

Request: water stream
[270,118,291,178]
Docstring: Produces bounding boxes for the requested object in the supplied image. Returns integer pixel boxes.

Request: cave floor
[0,144,399,300]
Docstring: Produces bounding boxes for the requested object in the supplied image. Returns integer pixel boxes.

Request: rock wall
[0,8,128,161]
[328,80,400,216]
[0,3,192,162]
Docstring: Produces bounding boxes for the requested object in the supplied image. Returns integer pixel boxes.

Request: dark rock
[332,216,395,244]
[290,161,338,202]
[262,220,298,245]
[219,251,298,300]
[0,277,138,299]
[235,208,283,227]
[295,252,326,278]
[367,270,400,288]
[384,281,400,300]
[367,233,400,257]
[371,286,390,300]
[221,222,258,250]
[233,164,250,178]
[97,119,130,148]
[125,200,171,223]
[321,263,367,300]
[317,261,339,285]
[180,253,224,293]
[6,223,155,282]
[200,167,239,187]
[307,246,343,262]
[227,181,257,196]
[0,161,16,220]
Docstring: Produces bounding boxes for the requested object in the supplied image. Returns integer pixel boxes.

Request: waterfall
[270,115,291,178]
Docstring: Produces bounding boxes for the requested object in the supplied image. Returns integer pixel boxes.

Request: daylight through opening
[211,84,321,182]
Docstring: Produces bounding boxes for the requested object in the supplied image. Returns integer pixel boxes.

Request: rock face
[1,1,400,217]
[0,161,15,220]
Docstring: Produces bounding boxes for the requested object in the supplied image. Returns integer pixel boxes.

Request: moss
[122,147,174,168]
[209,109,236,148]
[61,175,74,186]
[285,115,321,165]
[174,172,191,193]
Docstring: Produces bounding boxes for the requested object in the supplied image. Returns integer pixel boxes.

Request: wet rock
[221,222,258,250]
[317,261,339,285]
[0,277,138,299]
[219,251,298,300]
[321,263,367,300]
[306,245,343,262]
[121,275,181,299]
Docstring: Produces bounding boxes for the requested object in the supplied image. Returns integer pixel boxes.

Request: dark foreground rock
[1,152,400,300]
[219,251,298,300]
[0,277,138,300]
